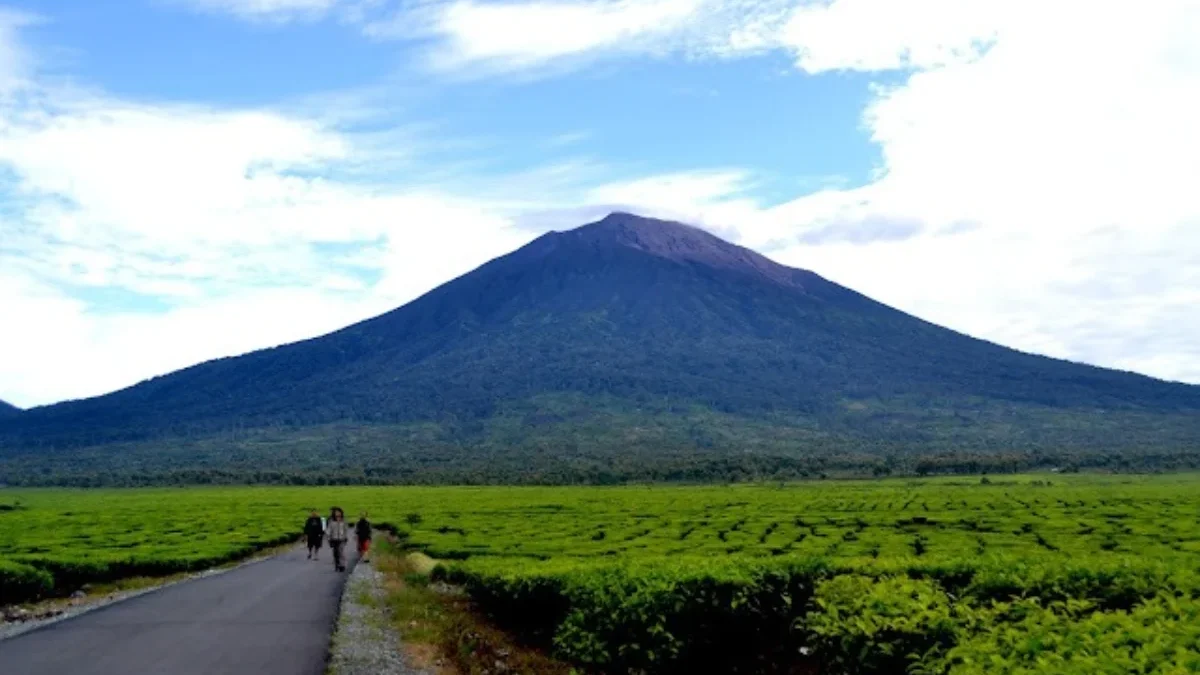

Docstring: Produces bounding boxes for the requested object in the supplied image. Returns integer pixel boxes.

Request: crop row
[0,533,299,603]
[438,554,1200,674]
[4,475,1200,675]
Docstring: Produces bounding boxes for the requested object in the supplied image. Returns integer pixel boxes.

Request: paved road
[0,544,359,675]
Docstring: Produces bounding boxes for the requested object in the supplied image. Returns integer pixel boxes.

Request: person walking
[303,510,325,560]
[326,507,350,572]
[355,511,372,563]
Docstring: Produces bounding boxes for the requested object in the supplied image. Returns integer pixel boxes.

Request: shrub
[806,575,962,674]
[0,558,54,604]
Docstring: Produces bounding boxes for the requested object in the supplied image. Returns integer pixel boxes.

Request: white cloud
[0,272,384,405]
[2,100,349,244]
[362,0,1001,76]
[174,0,342,21]
[362,0,814,74]
[779,0,1001,72]
[587,170,751,216]
[367,0,704,72]
[582,169,764,240]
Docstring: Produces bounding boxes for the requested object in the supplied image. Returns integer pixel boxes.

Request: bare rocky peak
[548,212,809,290]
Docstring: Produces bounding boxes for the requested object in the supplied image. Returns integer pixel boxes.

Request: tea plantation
[3,475,1199,673]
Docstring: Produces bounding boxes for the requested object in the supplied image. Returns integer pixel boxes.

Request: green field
[3,475,1200,673]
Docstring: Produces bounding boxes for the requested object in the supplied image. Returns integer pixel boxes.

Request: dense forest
[3,403,1198,487]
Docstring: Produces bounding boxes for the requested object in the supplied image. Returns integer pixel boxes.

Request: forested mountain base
[3,400,1199,486]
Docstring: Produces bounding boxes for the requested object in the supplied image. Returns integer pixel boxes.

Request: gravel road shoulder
[327,558,432,675]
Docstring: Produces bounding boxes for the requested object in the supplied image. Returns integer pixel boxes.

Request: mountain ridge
[2,212,1198,485]
[540,212,819,291]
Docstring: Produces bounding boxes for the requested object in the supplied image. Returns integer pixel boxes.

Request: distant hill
[0,400,19,418]
[2,213,1198,485]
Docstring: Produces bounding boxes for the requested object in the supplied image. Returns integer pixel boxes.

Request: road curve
[0,544,359,675]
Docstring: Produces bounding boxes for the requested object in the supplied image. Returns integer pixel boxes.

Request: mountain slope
[0,400,19,418]
[2,213,1198,484]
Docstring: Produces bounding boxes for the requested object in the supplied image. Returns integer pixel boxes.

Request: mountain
[2,213,1198,485]
[0,400,19,418]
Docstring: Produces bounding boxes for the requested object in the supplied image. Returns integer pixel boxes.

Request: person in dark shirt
[355,511,372,563]
[303,510,324,560]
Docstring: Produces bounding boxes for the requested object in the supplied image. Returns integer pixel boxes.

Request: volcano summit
[2,213,1197,484]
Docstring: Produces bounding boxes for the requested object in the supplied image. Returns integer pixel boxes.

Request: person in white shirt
[325,507,350,572]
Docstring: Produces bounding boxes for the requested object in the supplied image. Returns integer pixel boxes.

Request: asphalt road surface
[0,544,358,675]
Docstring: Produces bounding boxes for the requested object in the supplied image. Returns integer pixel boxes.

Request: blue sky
[24,1,885,196]
[1,0,1198,406]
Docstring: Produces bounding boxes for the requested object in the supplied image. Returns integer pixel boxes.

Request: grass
[375,539,573,675]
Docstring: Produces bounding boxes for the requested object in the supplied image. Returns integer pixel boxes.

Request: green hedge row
[437,555,1200,674]
[0,559,54,605]
[1,533,298,606]
[943,593,1200,674]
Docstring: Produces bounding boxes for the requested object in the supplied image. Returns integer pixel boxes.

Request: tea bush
[3,474,1200,672]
